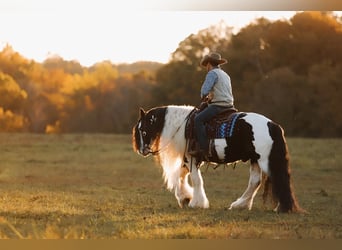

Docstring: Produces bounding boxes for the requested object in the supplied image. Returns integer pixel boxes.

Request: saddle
[185,107,242,159]
[185,107,239,140]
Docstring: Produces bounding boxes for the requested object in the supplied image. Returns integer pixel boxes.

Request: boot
[188,149,199,157]
[188,141,200,157]
[189,149,209,164]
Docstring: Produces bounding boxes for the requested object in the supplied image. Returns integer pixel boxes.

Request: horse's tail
[267,121,303,213]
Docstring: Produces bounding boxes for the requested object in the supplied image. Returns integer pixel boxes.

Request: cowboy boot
[188,141,200,157]
[189,149,209,165]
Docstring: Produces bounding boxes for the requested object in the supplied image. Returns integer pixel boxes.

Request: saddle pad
[207,112,242,139]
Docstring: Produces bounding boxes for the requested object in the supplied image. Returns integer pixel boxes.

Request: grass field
[0,133,341,239]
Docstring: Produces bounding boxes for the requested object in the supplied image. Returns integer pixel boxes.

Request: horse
[132,105,302,213]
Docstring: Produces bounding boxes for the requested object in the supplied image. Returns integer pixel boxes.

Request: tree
[0,72,28,132]
[43,55,84,75]
[0,108,27,132]
[306,62,342,136]
[0,72,27,111]
[249,67,309,135]
[289,11,342,74]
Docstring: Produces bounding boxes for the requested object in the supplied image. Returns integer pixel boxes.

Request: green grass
[0,134,341,239]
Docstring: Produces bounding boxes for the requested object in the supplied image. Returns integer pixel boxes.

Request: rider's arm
[200,70,218,99]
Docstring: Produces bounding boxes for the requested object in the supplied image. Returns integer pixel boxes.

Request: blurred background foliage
[0,11,341,137]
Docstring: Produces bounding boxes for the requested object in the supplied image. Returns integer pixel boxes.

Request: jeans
[194,105,226,152]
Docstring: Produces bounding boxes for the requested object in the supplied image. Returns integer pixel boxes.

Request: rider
[189,52,235,160]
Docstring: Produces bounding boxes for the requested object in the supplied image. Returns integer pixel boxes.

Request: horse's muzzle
[139,145,151,157]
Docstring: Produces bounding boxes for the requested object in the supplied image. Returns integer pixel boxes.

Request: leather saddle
[185,107,239,141]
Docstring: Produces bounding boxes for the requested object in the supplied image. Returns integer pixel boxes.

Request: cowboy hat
[200,52,227,67]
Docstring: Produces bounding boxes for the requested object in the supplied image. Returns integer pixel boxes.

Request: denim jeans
[194,105,226,152]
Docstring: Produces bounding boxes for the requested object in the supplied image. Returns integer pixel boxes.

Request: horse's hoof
[181,198,190,207]
[189,199,209,209]
[229,200,247,210]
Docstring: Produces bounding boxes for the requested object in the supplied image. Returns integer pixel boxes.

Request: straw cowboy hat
[200,52,227,67]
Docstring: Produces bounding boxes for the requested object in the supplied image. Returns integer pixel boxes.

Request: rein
[149,108,196,156]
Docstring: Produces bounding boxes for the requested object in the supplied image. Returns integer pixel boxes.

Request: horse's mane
[157,105,194,190]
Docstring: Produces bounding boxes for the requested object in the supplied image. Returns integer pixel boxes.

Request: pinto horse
[132,105,302,213]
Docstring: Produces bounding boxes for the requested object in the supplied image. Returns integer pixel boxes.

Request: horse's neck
[158,106,191,159]
[163,106,192,137]
[167,105,192,125]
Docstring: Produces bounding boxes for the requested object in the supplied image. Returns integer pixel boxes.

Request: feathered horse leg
[174,166,193,208]
[188,160,209,208]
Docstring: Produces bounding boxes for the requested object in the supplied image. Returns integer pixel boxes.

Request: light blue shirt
[200,70,218,98]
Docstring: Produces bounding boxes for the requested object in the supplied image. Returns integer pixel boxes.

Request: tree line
[0,11,341,137]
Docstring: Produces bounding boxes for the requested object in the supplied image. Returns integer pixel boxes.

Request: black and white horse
[132,105,302,213]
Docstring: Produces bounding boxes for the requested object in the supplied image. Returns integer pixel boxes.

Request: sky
[0,1,340,66]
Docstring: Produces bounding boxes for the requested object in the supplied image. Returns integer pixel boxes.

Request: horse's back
[242,112,271,125]
[240,112,275,152]
[241,112,273,138]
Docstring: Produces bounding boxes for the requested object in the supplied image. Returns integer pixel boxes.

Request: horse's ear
[139,108,146,119]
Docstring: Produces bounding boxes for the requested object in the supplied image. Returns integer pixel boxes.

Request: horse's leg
[229,162,262,210]
[175,166,193,208]
[188,162,209,208]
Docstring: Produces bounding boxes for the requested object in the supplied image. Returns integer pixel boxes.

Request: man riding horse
[189,52,235,162]
[133,52,303,212]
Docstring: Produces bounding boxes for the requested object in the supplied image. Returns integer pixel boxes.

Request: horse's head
[132,107,167,156]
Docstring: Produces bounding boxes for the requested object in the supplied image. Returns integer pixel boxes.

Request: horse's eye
[142,131,147,136]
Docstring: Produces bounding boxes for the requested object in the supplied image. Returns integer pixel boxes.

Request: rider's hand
[198,102,208,111]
